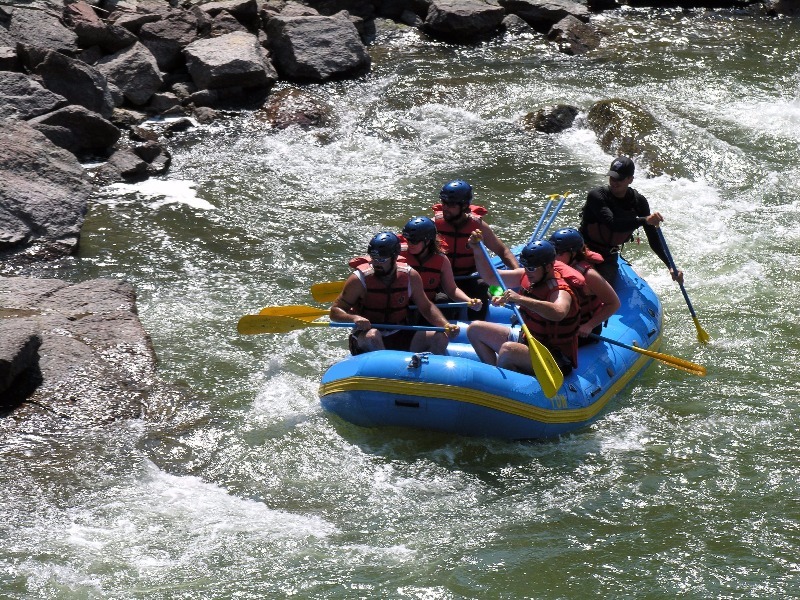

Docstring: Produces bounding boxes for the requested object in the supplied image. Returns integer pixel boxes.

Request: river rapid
[2,8,799,599]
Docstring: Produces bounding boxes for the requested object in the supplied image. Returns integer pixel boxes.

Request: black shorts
[348,329,416,356]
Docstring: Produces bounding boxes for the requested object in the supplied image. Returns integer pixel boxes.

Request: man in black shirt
[579,156,683,286]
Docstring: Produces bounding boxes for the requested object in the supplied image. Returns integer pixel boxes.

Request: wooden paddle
[237,314,448,335]
[477,241,564,398]
[589,333,706,376]
[655,228,710,344]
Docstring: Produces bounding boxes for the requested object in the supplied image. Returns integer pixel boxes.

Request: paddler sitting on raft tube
[399,216,483,321]
[466,230,579,376]
[432,179,519,319]
[330,232,460,355]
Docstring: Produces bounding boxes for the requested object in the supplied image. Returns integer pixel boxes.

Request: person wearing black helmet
[330,232,460,355]
[578,156,684,286]
[465,231,580,376]
[549,227,620,343]
[432,179,519,319]
[400,216,483,317]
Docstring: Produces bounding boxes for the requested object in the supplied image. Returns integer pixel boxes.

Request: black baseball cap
[607,156,635,180]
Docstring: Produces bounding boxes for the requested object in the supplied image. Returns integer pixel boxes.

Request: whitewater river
[2,8,799,598]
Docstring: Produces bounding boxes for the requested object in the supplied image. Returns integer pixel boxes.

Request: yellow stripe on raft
[319,348,653,425]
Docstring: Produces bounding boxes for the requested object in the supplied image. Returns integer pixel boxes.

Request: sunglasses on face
[371,256,392,264]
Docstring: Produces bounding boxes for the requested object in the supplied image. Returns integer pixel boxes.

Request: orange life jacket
[399,250,446,301]
[554,260,591,328]
[571,250,605,324]
[518,270,580,366]
[351,262,412,325]
[431,204,487,276]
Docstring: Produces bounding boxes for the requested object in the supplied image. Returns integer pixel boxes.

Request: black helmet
[549,228,584,255]
[367,232,401,259]
[439,180,473,205]
[519,240,556,269]
[402,216,437,244]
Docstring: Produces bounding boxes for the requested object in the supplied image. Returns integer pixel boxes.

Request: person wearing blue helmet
[432,179,518,319]
[400,216,482,315]
[330,232,460,355]
[579,156,683,286]
[465,231,580,376]
[549,227,620,344]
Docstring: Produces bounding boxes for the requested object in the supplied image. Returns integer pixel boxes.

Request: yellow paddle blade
[693,317,711,344]
[311,280,346,303]
[237,314,328,335]
[521,324,564,398]
[258,305,329,321]
[631,342,707,377]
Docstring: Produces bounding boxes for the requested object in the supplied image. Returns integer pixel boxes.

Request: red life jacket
[571,252,605,324]
[554,260,592,328]
[352,262,412,325]
[518,270,580,366]
[431,204,488,276]
[399,250,446,301]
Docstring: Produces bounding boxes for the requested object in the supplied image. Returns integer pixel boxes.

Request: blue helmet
[548,228,584,254]
[519,240,556,269]
[367,232,401,259]
[402,216,437,244]
[439,179,473,205]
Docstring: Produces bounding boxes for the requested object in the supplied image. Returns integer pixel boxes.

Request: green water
[2,9,799,598]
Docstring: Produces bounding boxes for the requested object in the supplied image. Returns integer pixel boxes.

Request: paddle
[237,314,447,335]
[311,275,480,303]
[589,333,706,376]
[259,303,469,320]
[529,194,556,242]
[527,191,572,244]
[537,191,572,241]
[477,241,564,398]
[655,228,710,344]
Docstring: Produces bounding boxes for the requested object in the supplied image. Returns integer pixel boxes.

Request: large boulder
[138,10,202,72]
[64,0,138,52]
[8,6,79,57]
[184,30,277,91]
[547,14,601,55]
[0,319,41,404]
[0,71,67,120]
[0,120,91,259]
[0,277,182,428]
[33,50,116,117]
[95,41,164,106]
[498,0,589,33]
[266,14,371,81]
[424,0,506,42]
[28,105,121,156]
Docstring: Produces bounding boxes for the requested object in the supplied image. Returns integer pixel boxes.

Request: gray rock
[0,276,187,428]
[0,119,91,258]
[184,31,277,91]
[139,11,200,72]
[33,50,116,118]
[64,0,138,52]
[520,103,579,133]
[9,7,80,56]
[95,41,164,106]
[424,0,506,41]
[0,319,41,399]
[547,14,601,55]
[266,14,370,81]
[258,87,332,129]
[28,105,121,155]
[498,0,588,33]
[0,71,67,120]
[0,45,20,71]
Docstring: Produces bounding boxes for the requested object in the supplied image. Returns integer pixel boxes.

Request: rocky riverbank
[1,0,795,423]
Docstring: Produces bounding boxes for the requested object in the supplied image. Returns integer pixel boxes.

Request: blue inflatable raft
[319,258,662,440]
